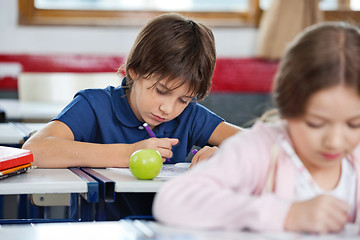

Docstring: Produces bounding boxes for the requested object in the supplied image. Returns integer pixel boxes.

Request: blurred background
[0,0,359,127]
[1,0,360,221]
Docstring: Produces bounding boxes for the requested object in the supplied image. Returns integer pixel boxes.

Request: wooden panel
[18,0,259,27]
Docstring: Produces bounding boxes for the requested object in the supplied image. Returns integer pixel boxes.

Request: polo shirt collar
[112,78,178,133]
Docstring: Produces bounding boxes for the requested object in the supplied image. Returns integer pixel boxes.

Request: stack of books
[0,146,34,180]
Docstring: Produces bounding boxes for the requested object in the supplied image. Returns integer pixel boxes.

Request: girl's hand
[284,195,350,234]
[190,146,218,168]
[132,138,179,162]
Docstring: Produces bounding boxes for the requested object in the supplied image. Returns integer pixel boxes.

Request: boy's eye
[179,98,188,104]
[305,121,324,128]
[156,88,166,95]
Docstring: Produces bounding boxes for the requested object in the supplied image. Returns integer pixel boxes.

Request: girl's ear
[129,68,138,80]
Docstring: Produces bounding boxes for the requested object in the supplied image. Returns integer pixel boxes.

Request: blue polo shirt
[54,81,223,163]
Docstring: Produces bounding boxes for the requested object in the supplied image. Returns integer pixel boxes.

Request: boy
[23,13,241,168]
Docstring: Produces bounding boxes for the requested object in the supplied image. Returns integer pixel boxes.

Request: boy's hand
[190,146,218,168]
[133,138,179,162]
[284,195,350,234]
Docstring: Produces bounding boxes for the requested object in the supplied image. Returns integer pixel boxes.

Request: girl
[153,22,360,234]
[22,13,241,168]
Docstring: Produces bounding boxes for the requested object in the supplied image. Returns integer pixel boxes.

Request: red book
[0,146,34,171]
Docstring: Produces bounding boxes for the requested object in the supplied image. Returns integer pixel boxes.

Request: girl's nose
[323,126,343,150]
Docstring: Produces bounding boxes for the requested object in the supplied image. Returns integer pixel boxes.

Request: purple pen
[143,123,170,162]
[192,149,198,155]
[143,123,156,138]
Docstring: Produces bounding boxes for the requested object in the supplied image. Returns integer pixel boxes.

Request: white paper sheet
[108,162,190,179]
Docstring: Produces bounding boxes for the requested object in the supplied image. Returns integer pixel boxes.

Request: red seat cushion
[212,58,278,93]
[0,54,278,93]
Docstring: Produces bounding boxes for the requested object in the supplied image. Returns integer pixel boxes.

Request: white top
[294,159,357,221]
[279,136,357,220]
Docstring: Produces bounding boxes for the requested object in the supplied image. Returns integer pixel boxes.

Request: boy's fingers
[169,138,179,146]
[157,148,173,159]
[157,138,179,149]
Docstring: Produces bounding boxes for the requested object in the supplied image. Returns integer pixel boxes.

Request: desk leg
[80,196,95,221]
[17,194,27,219]
[14,194,44,219]
[67,193,79,221]
[15,194,38,219]
[27,195,45,219]
[0,196,3,218]
[95,198,107,221]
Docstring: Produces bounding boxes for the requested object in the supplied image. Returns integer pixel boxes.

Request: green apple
[129,149,163,180]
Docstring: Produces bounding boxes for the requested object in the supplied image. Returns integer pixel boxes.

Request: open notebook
[0,146,33,180]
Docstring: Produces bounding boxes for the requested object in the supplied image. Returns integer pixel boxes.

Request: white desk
[0,99,65,121]
[0,169,88,195]
[0,168,97,221]
[0,220,262,240]
[0,123,25,145]
[0,220,358,240]
[92,163,190,193]
[0,122,47,145]
[14,122,48,135]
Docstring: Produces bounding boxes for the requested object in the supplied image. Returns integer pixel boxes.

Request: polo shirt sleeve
[190,103,223,147]
[53,94,99,142]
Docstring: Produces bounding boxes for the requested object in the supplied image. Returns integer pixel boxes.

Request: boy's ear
[129,68,138,80]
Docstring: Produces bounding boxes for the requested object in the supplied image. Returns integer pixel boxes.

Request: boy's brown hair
[121,13,216,100]
[273,21,360,118]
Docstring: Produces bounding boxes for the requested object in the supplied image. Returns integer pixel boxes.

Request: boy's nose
[159,102,174,115]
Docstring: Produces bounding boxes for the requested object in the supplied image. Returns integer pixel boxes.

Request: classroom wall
[0,0,258,58]
[0,1,265,219]
[0,0,274,127]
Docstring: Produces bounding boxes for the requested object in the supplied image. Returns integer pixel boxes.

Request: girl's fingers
[190,146,218,168]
